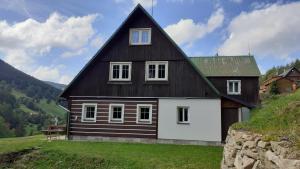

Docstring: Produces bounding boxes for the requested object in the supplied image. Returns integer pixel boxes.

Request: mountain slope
[44,81,66,90]
[0,59,66,138]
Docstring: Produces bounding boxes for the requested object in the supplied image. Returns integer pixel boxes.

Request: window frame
[129,28,151,45]
[81,103,97,122]
[109,62,132,81]
[108,104,125,123]
[177,106,190,124]
[136,104,153,124]
[145,61,168,81]
[227,80,241,95]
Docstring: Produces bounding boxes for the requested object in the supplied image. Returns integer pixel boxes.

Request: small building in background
[260,67,300,94]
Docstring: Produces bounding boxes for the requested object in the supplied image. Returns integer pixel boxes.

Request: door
[221,108,239,141]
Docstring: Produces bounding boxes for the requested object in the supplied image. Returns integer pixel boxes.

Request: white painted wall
[158,98,221,142]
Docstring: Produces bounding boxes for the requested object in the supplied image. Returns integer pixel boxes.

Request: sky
[0,0,299,84]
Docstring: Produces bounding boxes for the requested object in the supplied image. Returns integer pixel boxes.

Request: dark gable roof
[60,4,220,98]
[278,67,300,77]
[189,55,261,77]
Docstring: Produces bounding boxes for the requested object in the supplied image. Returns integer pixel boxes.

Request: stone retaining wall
[221,128,300,169]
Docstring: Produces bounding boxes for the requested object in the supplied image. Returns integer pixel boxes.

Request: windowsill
[109,120,123,124]
[227,93,241,95]
[144,81,169,85]
[107,81,132,85]
[81,119,96,123]
[129,43,152,46]
[137,121,152,124]
[177,122,190,125]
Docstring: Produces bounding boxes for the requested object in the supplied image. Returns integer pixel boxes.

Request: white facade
[158,98,221,142]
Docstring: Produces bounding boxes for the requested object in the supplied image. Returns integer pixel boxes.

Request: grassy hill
[233,90,300,149]
[0,136,223,169]
[0,59,66,138]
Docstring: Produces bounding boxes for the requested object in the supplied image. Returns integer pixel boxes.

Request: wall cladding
[69,98,158,139]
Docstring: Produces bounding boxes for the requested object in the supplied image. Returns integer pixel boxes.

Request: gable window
[81,103,97,122]
[136,104,152,124]
[145,61,168,81]
[109,62,132,81]
[129,28,151,45]
[177,107,189,124]
[227,80,241,95]
[109,104,124,123]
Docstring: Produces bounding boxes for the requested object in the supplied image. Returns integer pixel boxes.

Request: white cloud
[0,12,99,83]
[32,65,72,84]
[230,0,243,4]
[61,48,87,58]
[90,35,104,48]
[164,8,224,46]
[219,2,300,59]
[132,0,157,8]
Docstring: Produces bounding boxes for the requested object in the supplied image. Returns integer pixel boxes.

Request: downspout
[58,98,70,140]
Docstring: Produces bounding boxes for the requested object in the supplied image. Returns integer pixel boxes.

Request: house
[260,67,300,94]
[60,5,260,144]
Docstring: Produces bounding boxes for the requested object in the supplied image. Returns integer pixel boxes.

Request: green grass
[0,136,223,169]
[0,135,44,153]
[233,90,300,148]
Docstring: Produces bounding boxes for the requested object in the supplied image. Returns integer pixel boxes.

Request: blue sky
[0,0,299,84]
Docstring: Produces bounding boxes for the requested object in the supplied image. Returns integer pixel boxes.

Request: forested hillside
[0,59,66,138]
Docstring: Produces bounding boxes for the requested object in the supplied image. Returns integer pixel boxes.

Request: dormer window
[129,28,151,45]
[109,62,132,81]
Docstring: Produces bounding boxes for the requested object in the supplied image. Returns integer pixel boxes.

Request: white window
[227,80,241,95]
[136,104,152,124]
[129,28,151,45]
[109,104,124,123]
[109,62,132,81]
[81,103,97,122]
[177,107,189,124]
[145,61,168,81]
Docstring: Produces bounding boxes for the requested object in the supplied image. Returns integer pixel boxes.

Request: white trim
[129,28,151,45]
[177,106,190,124]
[108,104,125,123]
[238,108,242,122]
[81,103,97,122]
[145,61,168,81]
[136,104,153,124]
[69,96,219,99]
[72,100,157,103]
[109,62,132,81]
[70,131,155,136]
[70,122,156,127]
[70,127,155,131]
[227,80,241,95]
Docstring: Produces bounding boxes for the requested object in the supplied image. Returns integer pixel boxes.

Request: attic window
[227,80,241,95]
[129,28,151,45]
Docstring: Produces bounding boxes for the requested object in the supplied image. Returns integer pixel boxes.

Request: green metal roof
[189,55,261,77]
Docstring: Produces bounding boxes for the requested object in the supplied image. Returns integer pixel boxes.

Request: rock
[258,141,270,149]
[265,150,280,166]
[271,141,291,158]
[234,152,243,169]
[242,134,254,141]
[252,160,260,169]
[242,156,255,169]
[223,146,237,167]
[254,137,261,145]
[242,141,256,150]
[241,149,259,159]
[278,159,300,169]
